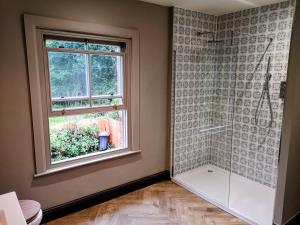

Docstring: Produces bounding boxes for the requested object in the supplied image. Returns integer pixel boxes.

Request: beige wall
[0,0,170,209]
[274,1,300,224]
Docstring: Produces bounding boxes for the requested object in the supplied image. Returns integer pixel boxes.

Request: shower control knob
[279,81,287,99]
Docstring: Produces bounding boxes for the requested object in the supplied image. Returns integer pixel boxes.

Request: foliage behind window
[50,125,99,161]
[46,39,121,100]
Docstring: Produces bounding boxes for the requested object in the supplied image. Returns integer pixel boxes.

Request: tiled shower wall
[171,0,295,188]
[222,0,295,188]
[172,9,218,174]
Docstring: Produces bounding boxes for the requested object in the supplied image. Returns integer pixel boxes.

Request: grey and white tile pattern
[171,0,295,188]
[172,8,218,174]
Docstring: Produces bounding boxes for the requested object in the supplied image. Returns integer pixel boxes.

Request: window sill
[34,149,141,178]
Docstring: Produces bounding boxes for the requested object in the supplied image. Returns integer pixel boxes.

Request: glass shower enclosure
[170,3,295,224]
[171,29,238,207]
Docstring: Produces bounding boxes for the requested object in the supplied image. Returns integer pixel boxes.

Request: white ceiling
[139,0,284,15]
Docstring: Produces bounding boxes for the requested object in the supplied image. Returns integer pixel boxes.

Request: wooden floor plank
[45,181,247,225]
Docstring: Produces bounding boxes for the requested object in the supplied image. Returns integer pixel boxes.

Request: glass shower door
[172,32,239,208]
[207,41,238,207]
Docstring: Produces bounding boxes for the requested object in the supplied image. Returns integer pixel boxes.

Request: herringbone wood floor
[45,181,247,225]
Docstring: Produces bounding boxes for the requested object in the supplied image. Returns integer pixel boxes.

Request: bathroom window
[24,15,140,176]
[45,36,128,163]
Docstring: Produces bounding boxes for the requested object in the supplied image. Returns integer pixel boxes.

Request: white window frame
[24,14,140,176]
[43,31,127,114]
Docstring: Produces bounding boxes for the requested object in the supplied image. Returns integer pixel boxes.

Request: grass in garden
[49,116,67,126]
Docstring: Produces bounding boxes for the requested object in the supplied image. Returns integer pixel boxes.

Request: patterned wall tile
[172,7,218,174]
[171,0,295,188]
[219,0,295,188]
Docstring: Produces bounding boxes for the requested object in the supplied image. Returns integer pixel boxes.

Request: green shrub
[50,124,99,161]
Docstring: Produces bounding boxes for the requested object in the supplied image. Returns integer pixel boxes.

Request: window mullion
[87,53,92,108]
[117,55,122,98]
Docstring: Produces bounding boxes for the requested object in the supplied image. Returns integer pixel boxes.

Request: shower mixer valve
[279,81,287,99]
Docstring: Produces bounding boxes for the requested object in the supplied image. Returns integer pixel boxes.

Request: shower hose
[254,56,274,130]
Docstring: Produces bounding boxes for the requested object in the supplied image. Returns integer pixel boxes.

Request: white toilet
[19,200,43,225]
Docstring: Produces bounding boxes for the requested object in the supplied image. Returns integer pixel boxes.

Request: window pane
[92,98,123,107]
[90,55,122,96]
[46,39,85,50]
[48,52,88,98]
[52,99,89,110]
[49,111,126,163]
[87,43,121,52]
